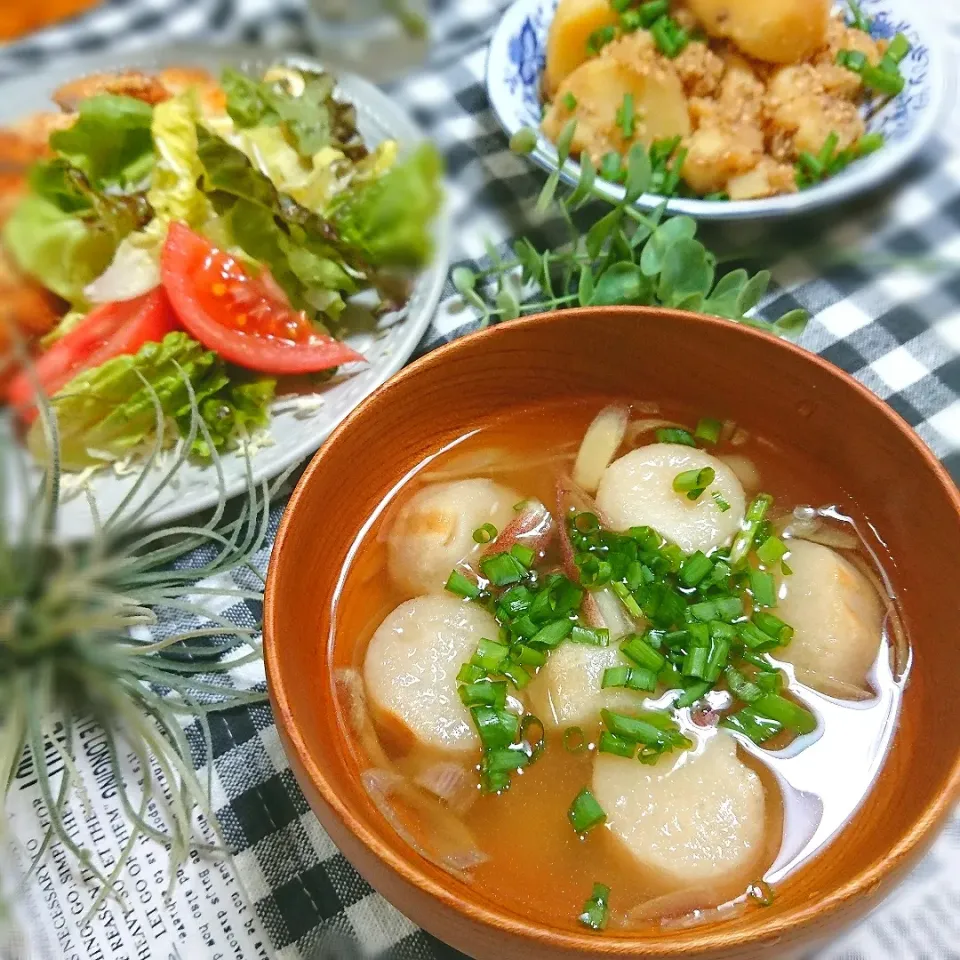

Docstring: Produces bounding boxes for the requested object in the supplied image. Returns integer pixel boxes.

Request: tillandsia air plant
[0,359,283,925]
[452,121,808,337]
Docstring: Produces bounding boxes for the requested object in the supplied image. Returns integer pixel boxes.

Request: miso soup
[329,399,908,933]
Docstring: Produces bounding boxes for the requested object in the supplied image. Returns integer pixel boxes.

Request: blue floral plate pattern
[486,0,949,220]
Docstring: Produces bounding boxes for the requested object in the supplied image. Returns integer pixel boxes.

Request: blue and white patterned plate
[486,0,950,220]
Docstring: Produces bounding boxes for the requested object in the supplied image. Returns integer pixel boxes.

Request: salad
[0,63,443,471]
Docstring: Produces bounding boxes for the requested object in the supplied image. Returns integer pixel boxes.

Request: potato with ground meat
[543,36,690,164]
[543,0,620,98]
[686,0,830,64]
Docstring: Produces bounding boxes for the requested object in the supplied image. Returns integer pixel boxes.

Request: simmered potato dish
[541,0,910,200]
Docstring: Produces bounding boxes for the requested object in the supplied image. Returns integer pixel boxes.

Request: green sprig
[454,125,807,336]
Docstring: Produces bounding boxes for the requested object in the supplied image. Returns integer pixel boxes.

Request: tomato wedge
[160,222,365,375]
[6,288,177,424]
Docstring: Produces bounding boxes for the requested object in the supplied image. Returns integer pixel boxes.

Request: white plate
[0,44,450,540]
[486,0,950,220]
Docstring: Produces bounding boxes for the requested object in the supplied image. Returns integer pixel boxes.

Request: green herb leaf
[589,262,651,306]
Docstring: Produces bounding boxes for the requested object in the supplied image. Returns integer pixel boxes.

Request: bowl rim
[265,306,960,954]
[484,0,951,221]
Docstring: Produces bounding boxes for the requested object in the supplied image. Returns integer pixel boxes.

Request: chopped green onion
[738,620,778,651]
[755,671,783,695]
[480,552,525,586]
[459,681,508,709]
[472,706,520,750]
[860,64,905,95]
[501,661,532,690]
[694,417,723,444]
[679,550,713,586]
[564,726,587,753]
[530,618,573,649]
[520,714,546,758]
[511,543,536,568]
[586,25,616,55]
[483,747,531,776]
[473,523,498,544]
[721,707,783,744]
[602,665,658,692]
[740,649,775,672]
[650,15,688,58]
[781,560,794,576]
[472,637,509,671]
[574,512,601,534]
[508,128,538,155]
[515,644,547,666]
[675,680,711,709]
[729,493,774,565]
[621,634,667,671]
[620,9,641,31]
[749,568,777,608]
[682,645,710,679]
[748,880,776,907]
[856,133,884,156]
[845,0,871,31]
[711,490,732,512]
[655,427,696,446]
[836,48,868,72]
[752,611,794,646]
[601,666,631,689]
[611,580,643,618]
[752,693,817,734]
[578,883,610,931]
[756,535,788,565]
[886,32,911,64]
[601,709,689,751]
[456,663,486,684]
[660,543,684,573]
[703,635,731,682]
[673,467,715,500]
[610,0,631,11]
[571,624,611,646]
[598,730,635,757]
[445,570,480,599]
[497,584,533,618]
[628,525,662,551]
[638,0,669,26]
[562,91,578,111]
[616,92,635,140]
[568,787,607,833]
[724,665,764,704]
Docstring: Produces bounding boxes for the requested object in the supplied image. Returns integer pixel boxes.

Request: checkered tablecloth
[2,2,959,958]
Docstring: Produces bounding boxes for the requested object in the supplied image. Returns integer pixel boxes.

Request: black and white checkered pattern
[2,1,959,957]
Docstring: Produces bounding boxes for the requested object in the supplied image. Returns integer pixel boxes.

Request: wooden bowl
[264,307,960,959]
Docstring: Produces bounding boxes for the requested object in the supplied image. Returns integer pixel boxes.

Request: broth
[328,398,908,934]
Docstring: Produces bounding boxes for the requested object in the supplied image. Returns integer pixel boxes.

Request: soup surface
[329,398,908,933]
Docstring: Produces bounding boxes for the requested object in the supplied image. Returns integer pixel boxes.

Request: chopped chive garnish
[472,637,509,671]
[738,620,778,651]
[620,8,641,31]
[483,746,531,776]
[510,543,536,568]
[459,681,508,709]
[471,706,520,750]
[456,663,485,684]
[694,417,723,444]
[568,788,607,833]
[520,714,546,757]
[749,568,777,608]
[721,707,783,744]
[621,634,666,671]
[675,680,711,709]
[611,581,643,618]
[616,92,635,140]
[530,618,573,648]
[740,649,775,672]
[656,427,696,446]
[578,883,610,931]
[501,661,532,690]
[598,730,635,757]
[679,550,713,586]
[860,63,905,95]
[564,726,587,752]
[712,490,731,512]
[515,644,547,666]
[473,522,498,544]
[672,467,715,501]
[752,611,794,645]
[571,624,611,646]
[650,14,688,58]
[752,693,817,734]
[724,665,764,704]
[846,0,872,31]
[703,635,731,682]
[657,661,684,689]
[682,645,710,679]
[836,48,868,72]
[756,670,783,695]
[781,559,794,576]
[562,91,578,111]
[886,32,911,64]
[586,24,616,55]
[638,0,668,25]
[445,570,480,599]
[480,552,525,586]
[602,665,657,692]
[729,493,773,565]
[756,535,788,565]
